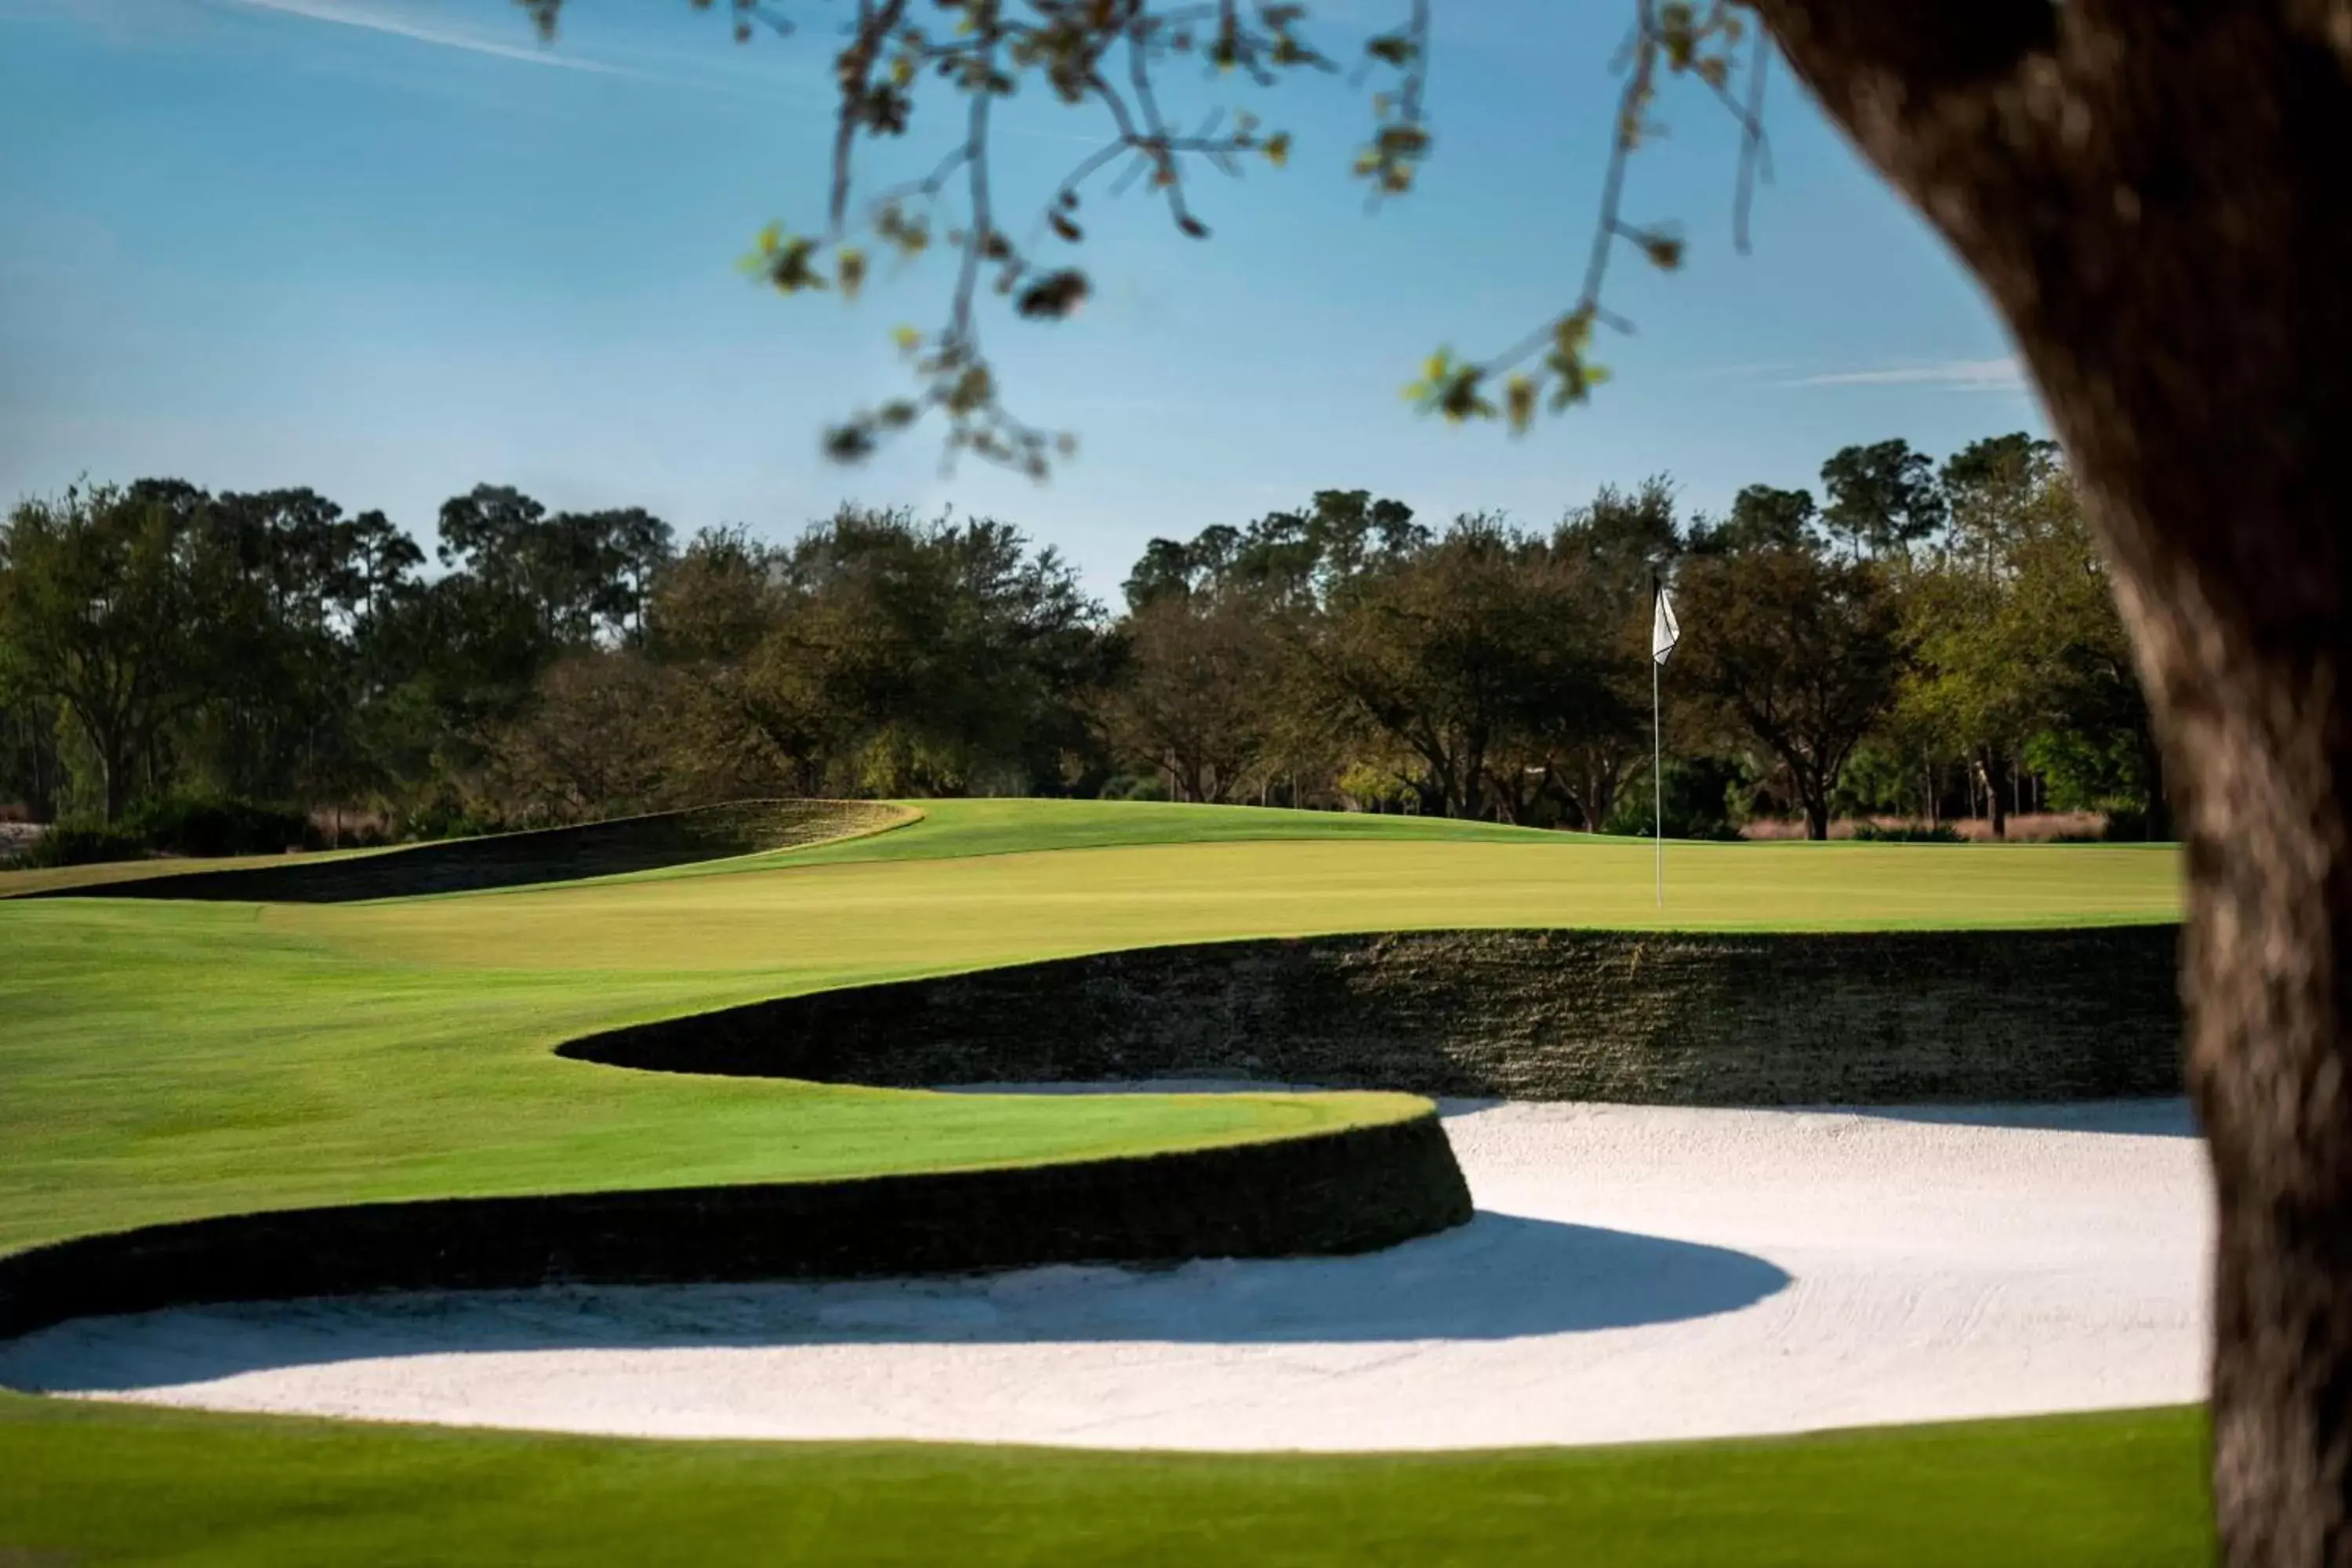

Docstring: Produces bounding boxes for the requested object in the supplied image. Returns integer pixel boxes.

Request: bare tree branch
[517,0,1793,474]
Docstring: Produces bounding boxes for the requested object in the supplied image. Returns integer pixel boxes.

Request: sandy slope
[0,1099,2210,1450]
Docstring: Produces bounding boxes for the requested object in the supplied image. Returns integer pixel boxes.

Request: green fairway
[0,1396,2209,1566]
[0,801,2181,1255]
[0,799,2195,1563]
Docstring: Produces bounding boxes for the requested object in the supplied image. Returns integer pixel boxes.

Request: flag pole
[1653,644,1663,909]
[1649,569,1677,909]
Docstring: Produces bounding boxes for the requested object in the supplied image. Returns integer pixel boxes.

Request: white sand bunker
[0,1099,2212,1450]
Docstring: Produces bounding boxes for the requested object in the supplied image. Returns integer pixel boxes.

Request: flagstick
[1653,651,1663,909]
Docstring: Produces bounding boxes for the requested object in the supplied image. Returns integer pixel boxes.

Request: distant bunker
[568,924,2184,1106]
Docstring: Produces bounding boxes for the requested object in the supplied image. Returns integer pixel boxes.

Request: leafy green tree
[1318,516,1626,819]
[1940,434,2061,562]
[1690,485,1819,557]
[434,487,673,651]
[742,508,1105,797]
[1543,479,1679,828]
[647,526,782,667]
[0,687,63,822]
[1819,439,1947,561]
[1675,546,1906,840]
[1100,588,1278,804]
[1129,492,1430,613]
[486,652,685,822]
[0,486,206,821]
[1903,442,2161,840]
[172,487,375,806]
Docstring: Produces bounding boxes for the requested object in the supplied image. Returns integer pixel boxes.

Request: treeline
[0,434,2165,853]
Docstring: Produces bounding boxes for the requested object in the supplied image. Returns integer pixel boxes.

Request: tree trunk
[2172,633,2352,1564]
[2139,721,2177,844]
[1758,5,2352,1558]
[96,730,132,825]
[1802,789,1831,843]
[1977,745,2009,840]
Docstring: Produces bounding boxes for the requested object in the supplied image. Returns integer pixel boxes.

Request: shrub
[1848,822,1964,844]
[17,819,150,869]
[397,799,509,842]
[1602,759,1744,841]
[125,793,314,858]
[1093,774,1171,803]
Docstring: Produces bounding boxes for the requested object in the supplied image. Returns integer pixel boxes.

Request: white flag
[1651,579,1681,666]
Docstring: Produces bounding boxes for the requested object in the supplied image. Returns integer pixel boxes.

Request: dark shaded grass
[7,801,907,904]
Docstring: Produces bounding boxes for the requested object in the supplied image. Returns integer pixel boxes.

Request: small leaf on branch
[1635,229,1685,270]
[823,422,877,462]
[765,235,826,294]
[1505,376,1537,434]
[946,364,993,415]
[1014,269,1091,320]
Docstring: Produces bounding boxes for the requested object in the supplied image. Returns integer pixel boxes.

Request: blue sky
[0,0,2045,601]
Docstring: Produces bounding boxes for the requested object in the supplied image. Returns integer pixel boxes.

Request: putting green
[0,800,2195,1562]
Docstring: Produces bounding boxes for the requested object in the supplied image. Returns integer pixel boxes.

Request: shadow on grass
[0,1211,1789,1392]
[943,1083,2199,1138]
[7,801,906,905]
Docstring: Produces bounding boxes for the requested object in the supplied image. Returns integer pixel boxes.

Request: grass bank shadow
[1838,1098,2197,1138]
[6,800,909,905]
[0,1211,1790,1392]
[941,1085,2198,1138]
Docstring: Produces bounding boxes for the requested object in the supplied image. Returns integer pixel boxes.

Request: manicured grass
[0,898,1422,1257]
[0,801,2181,1254]
[0,799,2198,1563]
[0,1395,2209,1566]
[750,797,1584,867]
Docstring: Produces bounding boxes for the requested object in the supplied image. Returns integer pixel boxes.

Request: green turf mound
[565,925,2184,1105]
[0,1112,1464,1341]
[7,800,913,903]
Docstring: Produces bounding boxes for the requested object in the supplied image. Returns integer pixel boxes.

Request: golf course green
[0,800,2202,1563]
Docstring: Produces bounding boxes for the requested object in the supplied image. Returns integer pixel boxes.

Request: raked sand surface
[0,1098,2212,1450]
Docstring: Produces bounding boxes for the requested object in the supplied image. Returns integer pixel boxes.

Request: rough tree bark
[1753,2,2352,1559]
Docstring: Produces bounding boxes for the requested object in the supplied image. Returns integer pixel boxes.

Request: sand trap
[0,1098,2211,1450]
